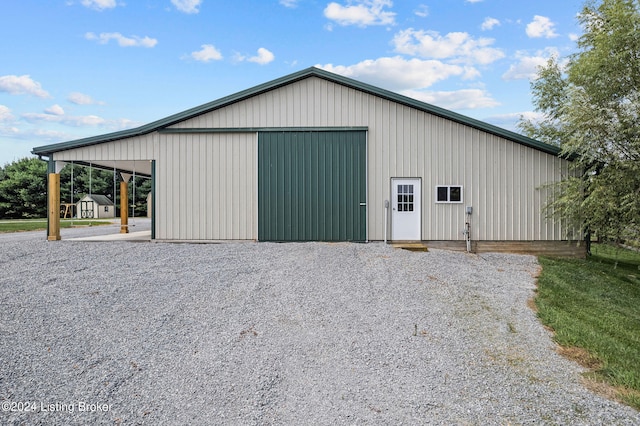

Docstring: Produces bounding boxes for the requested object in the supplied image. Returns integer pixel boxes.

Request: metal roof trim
[307,68,562,156]
[32,67,562,157]
[82,194,115,206]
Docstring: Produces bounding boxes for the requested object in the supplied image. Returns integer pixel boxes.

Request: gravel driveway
[1,233,639,425]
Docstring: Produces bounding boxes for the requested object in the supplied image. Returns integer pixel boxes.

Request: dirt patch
[557,346,603,370]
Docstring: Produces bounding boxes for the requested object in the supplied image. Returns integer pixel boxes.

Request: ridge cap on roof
[307,67,561,156]
[81,194,114,205]
[32,66,562,157]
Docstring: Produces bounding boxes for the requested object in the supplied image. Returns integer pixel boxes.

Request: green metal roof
[32,67,562,157]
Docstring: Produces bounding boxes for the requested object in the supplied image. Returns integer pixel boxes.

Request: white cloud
[33,129,74,139]
[466,0,483,3]
[248,48,275,65]
[85,32,158,48]
[401,88,499,110]
[0,105,15,122]
[0,125,21,138]
[324,0,396,27]
[526,15,558,38]
[317,56,468,91]
[414,5,428,18]
[568,33,579,42]
[22,109,139,130]
[23,112,104,127]
[0,126,72,143]
[392,28,505,65]
[190,44,223,62]
[108,118,139,130]
[235,48,275,65]
[45,105,65,116]
[484,111,544,132]
[280,0,299,7]
[171,0,202,14]
[502,49,559,81]
[81,0,116,10]
[68,92,104,105]
[481,17,500,31]
[0,75,50,98]
[517,111,546,122]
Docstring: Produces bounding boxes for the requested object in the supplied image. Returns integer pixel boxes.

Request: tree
[0,159,152,220]
[131,177,152,217]
[519,0,640,245]
[0,157,47,219]
[59,164,117,206]
[58,164,151,217]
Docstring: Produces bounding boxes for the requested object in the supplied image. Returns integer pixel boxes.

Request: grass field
[0,218,113,233]
[536,244,640,410]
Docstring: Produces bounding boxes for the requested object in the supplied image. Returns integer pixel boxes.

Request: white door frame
[391,177,421,241]
[80,200,94,219]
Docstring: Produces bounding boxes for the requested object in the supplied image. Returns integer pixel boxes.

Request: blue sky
[0,0,584,166]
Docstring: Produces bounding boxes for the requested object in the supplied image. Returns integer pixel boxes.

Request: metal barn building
[33,67,582,255]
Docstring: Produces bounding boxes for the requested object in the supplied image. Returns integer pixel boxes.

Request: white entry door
[391,178,421,241]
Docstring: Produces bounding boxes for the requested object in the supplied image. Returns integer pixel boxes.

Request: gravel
[1,232,639,425]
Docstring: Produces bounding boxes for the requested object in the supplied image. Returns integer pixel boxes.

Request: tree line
[519,0,639,247]
[2,0,638,245]
[0,157,151,219]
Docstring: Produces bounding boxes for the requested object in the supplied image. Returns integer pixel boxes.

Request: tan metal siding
[52,134,158,163]
[155,133,256,240]
[52,132,257,240]
[168,76,571,241]
[53,76,572,242]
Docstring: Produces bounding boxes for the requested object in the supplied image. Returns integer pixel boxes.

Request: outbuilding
[76,194,115,219]
[33,67,582,255]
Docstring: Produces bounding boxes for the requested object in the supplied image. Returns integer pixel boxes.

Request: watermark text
[2,401,111,414]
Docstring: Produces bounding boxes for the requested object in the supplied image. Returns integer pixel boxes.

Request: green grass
[536,244,640,410]
[0,218,113,233]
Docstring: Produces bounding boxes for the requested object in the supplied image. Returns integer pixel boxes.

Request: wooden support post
[120,180,129,233]
[47,173,61,241]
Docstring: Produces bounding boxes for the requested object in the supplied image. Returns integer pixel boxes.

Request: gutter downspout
[384,199,389,244]
[464,206,472,253]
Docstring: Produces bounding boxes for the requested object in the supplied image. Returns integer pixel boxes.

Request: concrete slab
[390,241,429,252]
[67,230,151,242]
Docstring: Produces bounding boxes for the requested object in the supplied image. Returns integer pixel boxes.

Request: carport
[38,158,153,241]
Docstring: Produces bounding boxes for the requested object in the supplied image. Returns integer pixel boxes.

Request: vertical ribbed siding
[168,76,572,241]
[54,76,574,242]
[258,131,366,241]
[51,132,253,234]
[53,134,158,163]
[157,132,257,240]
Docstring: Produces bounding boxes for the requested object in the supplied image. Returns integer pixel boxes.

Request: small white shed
[76,194,115,219]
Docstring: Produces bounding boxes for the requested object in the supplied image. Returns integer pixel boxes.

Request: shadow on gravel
[1,242,638,425]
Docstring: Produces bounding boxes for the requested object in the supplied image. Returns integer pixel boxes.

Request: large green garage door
[258,131,366,242]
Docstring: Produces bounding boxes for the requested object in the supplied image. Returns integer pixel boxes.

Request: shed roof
[80,194,114,206]
[32,67,562,157]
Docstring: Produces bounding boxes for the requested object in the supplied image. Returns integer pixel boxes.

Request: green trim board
[57,160,152,178]
[151,160,156,240]
[32,67,563,158]
[47,158,56,174]
[258,131,367,242]
[158,126,369,134]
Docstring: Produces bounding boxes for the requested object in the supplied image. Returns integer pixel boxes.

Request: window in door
[397,184,414,211]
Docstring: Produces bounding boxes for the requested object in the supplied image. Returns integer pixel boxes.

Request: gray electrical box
[466,206,473,215]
